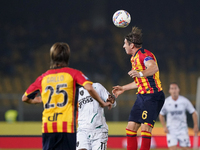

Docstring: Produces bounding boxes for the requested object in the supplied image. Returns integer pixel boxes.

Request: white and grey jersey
[77,83,116,132]
[160,95,195,131]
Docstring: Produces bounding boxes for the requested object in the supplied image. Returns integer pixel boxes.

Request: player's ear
[130,43,134,48]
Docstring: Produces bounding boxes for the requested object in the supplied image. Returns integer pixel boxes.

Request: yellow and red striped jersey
[24,67,92,133]
[131,48,162,94]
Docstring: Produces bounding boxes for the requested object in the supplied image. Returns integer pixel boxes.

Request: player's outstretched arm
[84,83,112,108]
[192,111,199,135]
[112,81,137,98]
[22,95,42,104]
[112,86,124,98]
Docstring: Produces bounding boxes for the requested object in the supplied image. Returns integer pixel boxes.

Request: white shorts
[76,130,108,150]
[167,131,191,147]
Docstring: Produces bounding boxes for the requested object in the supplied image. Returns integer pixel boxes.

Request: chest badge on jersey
[80,90,84,96]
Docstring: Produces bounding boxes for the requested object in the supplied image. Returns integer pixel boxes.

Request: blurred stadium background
[0,0,200,149]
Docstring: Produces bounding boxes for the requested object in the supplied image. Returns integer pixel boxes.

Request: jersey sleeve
[185,98,195,114]
[159,102,167,115]
[24,76,42,99]
[143,56,154,64]
[75,71,93,86]
[93,83,109,102]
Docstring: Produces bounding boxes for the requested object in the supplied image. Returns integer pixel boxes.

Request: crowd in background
[0,0,200,121]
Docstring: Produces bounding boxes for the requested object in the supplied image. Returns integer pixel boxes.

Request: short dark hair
[125,26,143,48]
[50,42,70,69]
[169,82,179,89]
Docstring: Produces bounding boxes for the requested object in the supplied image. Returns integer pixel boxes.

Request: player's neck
[132,47,141,56]
[171,95,179,101]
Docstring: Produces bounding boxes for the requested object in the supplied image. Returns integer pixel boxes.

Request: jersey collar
[133,48,144,57]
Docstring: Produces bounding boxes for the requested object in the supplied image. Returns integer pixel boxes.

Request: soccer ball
[112,10,131,28]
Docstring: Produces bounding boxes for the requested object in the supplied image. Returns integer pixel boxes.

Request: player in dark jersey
[112,27,165,150]
[22,42,111,150]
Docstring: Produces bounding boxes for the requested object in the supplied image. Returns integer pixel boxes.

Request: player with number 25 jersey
[22,42,111,150]
[24,67,92,133]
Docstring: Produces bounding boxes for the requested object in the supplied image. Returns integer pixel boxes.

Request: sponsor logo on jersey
[170,110,183,116]
[48,113,62,121]
[79,96,93,109]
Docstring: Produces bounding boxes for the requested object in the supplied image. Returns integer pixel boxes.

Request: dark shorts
[128,91,165,127]
[42,132,76,150]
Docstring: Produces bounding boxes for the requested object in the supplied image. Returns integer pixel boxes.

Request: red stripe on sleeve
[63,122,67,132]
[52,122,57,133]
[44,122,48,133]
